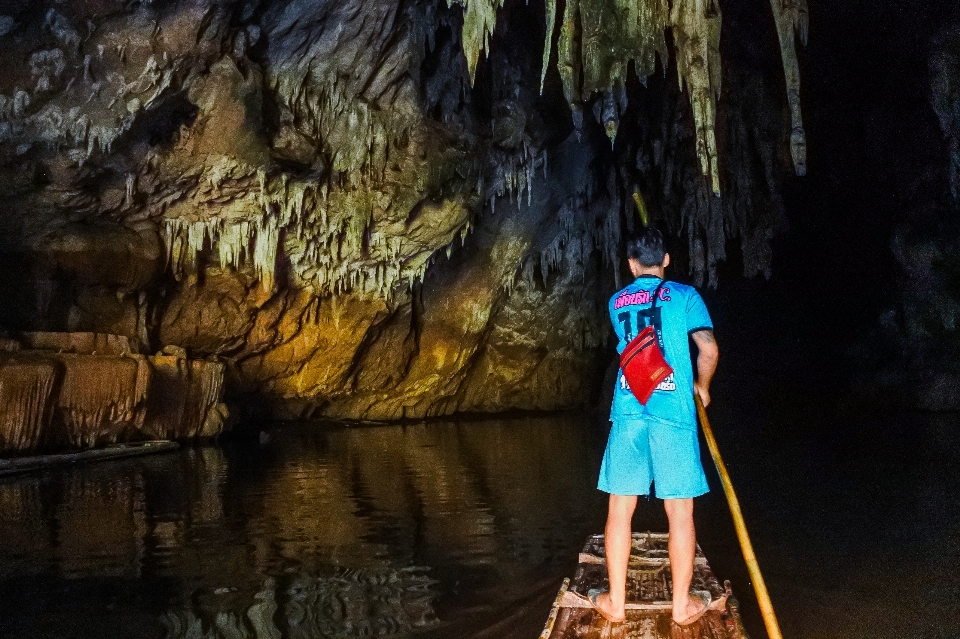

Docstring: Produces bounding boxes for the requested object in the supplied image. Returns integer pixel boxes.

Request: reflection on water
[161,567,437,639]
[2,411,957,639]
[0,416,607,639]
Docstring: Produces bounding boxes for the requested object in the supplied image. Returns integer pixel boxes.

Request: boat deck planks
[540,533,748,639]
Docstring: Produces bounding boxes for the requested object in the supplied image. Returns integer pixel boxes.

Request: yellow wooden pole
[694,394,783,639]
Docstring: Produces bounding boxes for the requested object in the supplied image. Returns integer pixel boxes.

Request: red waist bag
[619,281,672,404]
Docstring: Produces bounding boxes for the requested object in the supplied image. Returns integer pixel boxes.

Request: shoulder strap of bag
[648,279,668,348]
[650,279,666,309]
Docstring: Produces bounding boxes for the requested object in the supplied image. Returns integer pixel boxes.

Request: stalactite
[161,163,470,300]
[540,0,558,94]
[489,143,541,208]
[671,0,722,194]
[253,221,279,292]
[769,0,809,176]
[447,0,505,84]
[463,0,807,194]
[556,0,581,113]
[217,222,251,270]
[125,173,136,206]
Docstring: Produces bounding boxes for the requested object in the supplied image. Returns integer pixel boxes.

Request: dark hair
[626,227,666,267]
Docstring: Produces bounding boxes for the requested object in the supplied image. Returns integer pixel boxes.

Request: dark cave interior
[0,0,955,431]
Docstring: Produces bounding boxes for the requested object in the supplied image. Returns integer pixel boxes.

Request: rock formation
[876,19,960,409]
[0,353,59,451]
[0,333,226,452]
[0,0,807,431]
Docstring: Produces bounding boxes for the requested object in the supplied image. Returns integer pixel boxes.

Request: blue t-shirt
[609,275,713,428]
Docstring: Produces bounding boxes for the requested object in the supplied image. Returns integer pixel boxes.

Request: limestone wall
[0,333,227,453]
[0,0,804,421]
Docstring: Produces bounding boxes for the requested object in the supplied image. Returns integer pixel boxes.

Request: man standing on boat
[589,227,719,630]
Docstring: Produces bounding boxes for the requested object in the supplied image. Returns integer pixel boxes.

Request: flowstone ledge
[0,332,228,454]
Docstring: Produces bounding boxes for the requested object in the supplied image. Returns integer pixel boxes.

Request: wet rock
[145,355,227,439]
[0,354,60,452]
[46,353,151,449]
[65,287,142,339]
[159,269,262,355]
[0,330,228,451]
[869,20,960,410]
[21,331,137,356]
[236,291,393,415]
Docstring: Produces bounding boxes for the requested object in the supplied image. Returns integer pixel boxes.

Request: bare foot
[593,590,625,622]
[671,591,709,625]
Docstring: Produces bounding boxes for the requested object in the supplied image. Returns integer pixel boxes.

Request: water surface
[0,410,957,639]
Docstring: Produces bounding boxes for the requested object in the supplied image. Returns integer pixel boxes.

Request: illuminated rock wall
[0,0,801,422]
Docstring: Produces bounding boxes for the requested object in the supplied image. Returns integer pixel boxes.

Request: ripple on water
[0,415,606,639]
[4,411,953,639]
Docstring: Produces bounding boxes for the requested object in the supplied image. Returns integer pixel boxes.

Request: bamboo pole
[694,394,783,639]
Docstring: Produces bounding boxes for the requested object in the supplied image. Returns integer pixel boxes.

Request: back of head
[626,227,666,267]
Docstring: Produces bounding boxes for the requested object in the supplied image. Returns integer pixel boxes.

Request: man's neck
[636,268,665,279]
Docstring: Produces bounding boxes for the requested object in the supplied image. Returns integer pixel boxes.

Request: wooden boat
[539,532,749,639]
[0,440,180,477]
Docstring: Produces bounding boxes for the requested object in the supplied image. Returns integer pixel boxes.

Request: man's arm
[691,329,718,407]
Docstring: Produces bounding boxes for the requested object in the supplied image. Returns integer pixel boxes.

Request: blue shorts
[598,416,709,499]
